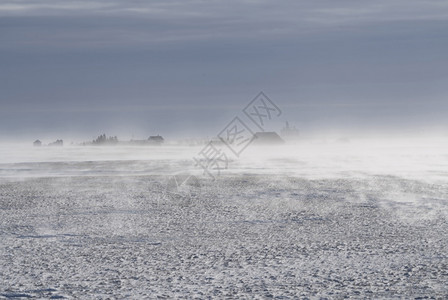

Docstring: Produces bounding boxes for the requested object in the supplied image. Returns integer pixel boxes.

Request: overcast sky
[1,0,448,140]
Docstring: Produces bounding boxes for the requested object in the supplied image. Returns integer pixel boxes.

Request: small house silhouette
[253,132,285,145]
[148,135,164,145]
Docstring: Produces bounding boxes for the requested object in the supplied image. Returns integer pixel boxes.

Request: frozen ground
[0,141,447,298]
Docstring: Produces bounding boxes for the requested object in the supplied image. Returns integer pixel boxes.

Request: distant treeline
[92,134,118,145]
[82,134,164,146]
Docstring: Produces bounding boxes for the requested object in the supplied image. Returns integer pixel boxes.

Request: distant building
[253,132,285,145]
[148,135,164,145]
[33,140,42,147]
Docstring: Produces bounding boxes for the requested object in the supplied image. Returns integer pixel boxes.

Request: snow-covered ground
[1,141,447,298]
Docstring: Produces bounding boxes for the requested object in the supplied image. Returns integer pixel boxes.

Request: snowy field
[1,140,447,298]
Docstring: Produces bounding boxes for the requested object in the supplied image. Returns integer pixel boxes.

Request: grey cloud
[1,1,448,53]
[1,0,447,138]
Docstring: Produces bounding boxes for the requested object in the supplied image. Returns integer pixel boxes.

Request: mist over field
[1,136,448,181]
